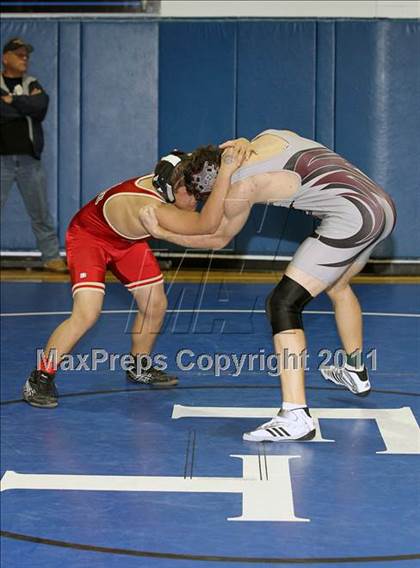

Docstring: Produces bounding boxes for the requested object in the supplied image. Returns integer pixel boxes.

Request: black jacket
[0,74,49,159]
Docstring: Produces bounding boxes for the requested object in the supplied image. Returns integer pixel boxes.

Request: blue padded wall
[158,21,236,155]
[81,22,158,204]
[1,18,419,259]
[315,21,335,149]
[236,21,317,139]
[335,20,420,258]
[234,21,317,255]
[58,22,81,244]
[159,19,420,259]
[157,21,236,252]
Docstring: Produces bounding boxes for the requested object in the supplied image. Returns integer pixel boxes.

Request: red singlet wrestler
[23,143,247,408]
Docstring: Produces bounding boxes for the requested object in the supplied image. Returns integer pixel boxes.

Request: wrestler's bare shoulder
[105,192,160,211]
[103,177,163,239]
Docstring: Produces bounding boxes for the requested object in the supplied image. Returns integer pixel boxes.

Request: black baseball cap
[3,38,34,54]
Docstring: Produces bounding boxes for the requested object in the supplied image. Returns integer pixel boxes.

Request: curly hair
[182,145,223,197]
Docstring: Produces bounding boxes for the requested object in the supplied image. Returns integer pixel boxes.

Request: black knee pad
[266,275,313,335]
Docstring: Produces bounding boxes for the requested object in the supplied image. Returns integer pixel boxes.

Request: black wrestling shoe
[126,366,178,387]
[23,370,58,408]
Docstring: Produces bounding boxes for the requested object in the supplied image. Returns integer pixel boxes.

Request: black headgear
[153,150,188,203]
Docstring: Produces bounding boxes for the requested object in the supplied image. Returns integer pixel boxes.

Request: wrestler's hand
[139,205,162,237]
[219,137,256,161]
[219,146,247,176]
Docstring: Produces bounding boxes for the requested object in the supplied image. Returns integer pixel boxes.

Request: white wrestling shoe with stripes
[243,408,316,442]
[320,365,371,396]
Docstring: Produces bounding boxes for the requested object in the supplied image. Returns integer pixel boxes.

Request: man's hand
[30,88,42,96]
[219,146,247,177]
[1,94,13,104]
[139,205,162,237]
[219,137,256,161]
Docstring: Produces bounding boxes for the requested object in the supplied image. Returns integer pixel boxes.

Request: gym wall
[1,18,419,258]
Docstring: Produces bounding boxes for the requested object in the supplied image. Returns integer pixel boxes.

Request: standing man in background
[0,37,66,272]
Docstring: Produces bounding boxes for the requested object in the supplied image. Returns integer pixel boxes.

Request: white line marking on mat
[1,309,419,318]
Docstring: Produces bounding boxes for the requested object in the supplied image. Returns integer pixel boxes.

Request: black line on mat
[189,430,196,480]
[183,430,192,480]
[2,384,419,406]
[1,531,419,564]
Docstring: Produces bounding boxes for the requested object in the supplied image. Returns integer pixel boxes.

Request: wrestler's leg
[126,283,177,386]
[130,282,167,356]
[325,194,396,369]
[243,241,345,442]
[325,261,366,359]
[319,260,373,395]
[271,264,327,406]
[114,241,177,387]
[23,289,104,408]
[23,220,108,408]
[110,241,166,357]
[279,263,370,401]
[42,289,104,365]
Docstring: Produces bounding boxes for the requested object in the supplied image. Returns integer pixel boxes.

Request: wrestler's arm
[150,224,228,250]
[141,198,251,250]
[151,147,245,236]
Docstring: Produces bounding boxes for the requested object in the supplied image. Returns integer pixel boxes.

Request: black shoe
[23,370,58,408]
[126,366,178,387]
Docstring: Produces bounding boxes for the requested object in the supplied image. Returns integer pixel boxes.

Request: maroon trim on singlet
[284,147,397,267]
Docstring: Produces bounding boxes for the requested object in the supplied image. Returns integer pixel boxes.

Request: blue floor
[1,281,419,568]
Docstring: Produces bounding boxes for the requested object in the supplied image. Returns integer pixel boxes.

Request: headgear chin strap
[153,151,187,203]
[189,161,219,198]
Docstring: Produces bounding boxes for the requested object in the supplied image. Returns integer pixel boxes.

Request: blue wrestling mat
[1,281,419,568]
